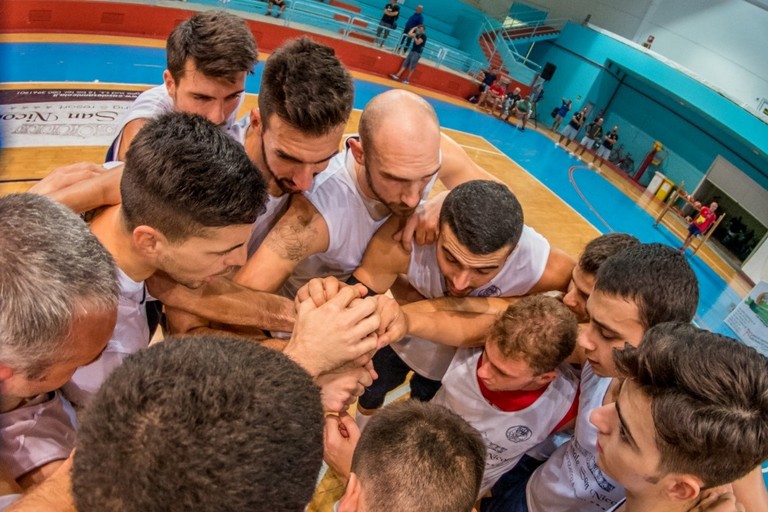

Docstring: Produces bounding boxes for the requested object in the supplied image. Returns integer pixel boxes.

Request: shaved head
[354,90,442,216]
[358,90,440,161]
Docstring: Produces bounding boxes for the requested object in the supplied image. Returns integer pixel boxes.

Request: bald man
[231,89,500,298]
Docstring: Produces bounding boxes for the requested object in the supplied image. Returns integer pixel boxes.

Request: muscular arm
[148,273,295,334]
[235,194,330,292]
[402,296,507,347]
[352,216,411,294]
[528,246,576,294]
[37,165,123,214]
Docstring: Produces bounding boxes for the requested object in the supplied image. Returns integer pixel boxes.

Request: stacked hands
[286,276,408,414]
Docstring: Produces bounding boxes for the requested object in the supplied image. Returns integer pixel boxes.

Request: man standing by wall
[376,0,400,47]
[396,5,424,54]
[389,25,427,85]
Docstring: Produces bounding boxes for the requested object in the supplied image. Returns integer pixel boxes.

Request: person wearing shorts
[594,125,618,167]
[389,25,427,85]
[575,118,604,163]
[558,108,587,148]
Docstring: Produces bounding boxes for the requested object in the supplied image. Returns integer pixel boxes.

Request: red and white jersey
[433,348,579,495]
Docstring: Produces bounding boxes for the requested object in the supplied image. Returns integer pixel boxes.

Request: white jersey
[433,348,579,495]
[106,85,244,160]
[526,362,624,512]
[280,139,437,298]
[0,391,77,479]
[63,268,151,407]
[392,226,550,380]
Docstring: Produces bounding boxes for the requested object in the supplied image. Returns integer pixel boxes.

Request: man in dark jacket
[396,5,424,54]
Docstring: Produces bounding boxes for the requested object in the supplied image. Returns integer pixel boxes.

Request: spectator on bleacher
[473,66,498,104]
[478,79,506,113]
[376,0,400,47]
[551,98,572,132]
[389,25,426,85]
[396,5,424,54]
[266,0,287,18]
[512,96,532,131]
[497,86,522,121]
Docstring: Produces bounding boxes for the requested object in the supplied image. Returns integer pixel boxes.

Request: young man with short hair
[324,401,486,512]
[591,322,768,512]
[433,295,580,495]
[107,10,258,160]
[351,180,574,420]
[482,243,699,512]
[561,233,639,323]
[0,194,118,493]
[73,335,325,512]
[62,112,268,407]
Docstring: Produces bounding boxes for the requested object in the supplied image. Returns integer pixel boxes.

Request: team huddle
[1,10,766,512]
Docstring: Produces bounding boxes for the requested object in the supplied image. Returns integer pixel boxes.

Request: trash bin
[655,177,675,201]
[646,171,665,195]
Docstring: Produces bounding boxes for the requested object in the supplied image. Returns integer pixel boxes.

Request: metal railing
[478,18,542,85]
[268,0,488,75]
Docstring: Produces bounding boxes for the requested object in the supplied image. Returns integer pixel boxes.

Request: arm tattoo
[265,214,318,262]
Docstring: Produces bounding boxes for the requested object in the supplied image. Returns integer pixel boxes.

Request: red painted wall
[0,0,528,100]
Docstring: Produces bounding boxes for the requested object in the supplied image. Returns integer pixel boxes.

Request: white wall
[525,0,768,109]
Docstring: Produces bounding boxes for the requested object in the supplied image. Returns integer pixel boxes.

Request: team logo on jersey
[506,425,532,443]
[477,285,501,297]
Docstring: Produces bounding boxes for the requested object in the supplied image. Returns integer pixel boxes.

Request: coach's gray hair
[0,194,118,378]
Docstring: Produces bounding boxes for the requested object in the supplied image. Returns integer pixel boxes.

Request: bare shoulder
[118,118,148,160]
[263,194,329,261]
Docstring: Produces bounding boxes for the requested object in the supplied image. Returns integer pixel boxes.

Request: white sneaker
[569,151,575,157]
[588,162,594,168]
[389,73,399,81]
[402,80,409,85]
[554,142,560,148]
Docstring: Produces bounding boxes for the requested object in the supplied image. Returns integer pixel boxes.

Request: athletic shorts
[580,136,596,149]
[596,145,611,159]
[688,223,703,236]
[561,124,579,140]
[403,51,422,70]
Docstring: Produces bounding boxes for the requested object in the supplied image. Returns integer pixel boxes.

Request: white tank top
[63,268,151,408]
[433,348,579,495]
[0,391,77,479]
[392,226,550,380]
[526,362,624,512]
[105,85,244,160]
[281,139,437,298]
